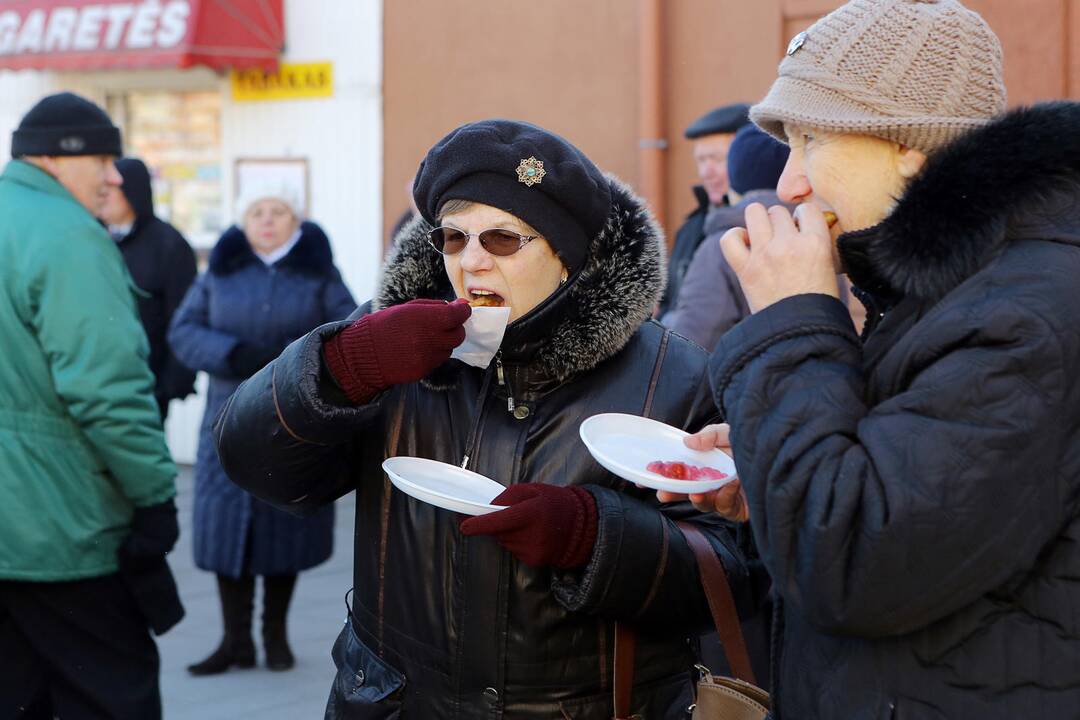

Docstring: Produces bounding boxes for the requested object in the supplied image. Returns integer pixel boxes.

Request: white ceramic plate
[382,457,506,516]
[579,413,737,493]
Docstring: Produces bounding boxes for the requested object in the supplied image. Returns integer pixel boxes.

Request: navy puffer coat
[169,221,356,577]
[711,103,1080,718]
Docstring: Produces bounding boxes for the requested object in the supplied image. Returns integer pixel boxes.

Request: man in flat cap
[0,92,181,719]
[657,102,750,317]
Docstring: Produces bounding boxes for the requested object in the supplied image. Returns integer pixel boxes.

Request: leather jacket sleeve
[213,319,387,517]
[551,487,762,633]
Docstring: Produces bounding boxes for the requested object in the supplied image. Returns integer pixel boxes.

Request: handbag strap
[677,521,757,685]
[611,330,670,719]
[611,522,757,717]
[612,622,636,719]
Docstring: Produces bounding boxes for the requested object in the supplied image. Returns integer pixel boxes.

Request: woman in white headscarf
[169,183,356,675]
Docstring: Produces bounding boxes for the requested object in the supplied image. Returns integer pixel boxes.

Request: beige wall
[384,0,1079,249]
[382,2,639,244]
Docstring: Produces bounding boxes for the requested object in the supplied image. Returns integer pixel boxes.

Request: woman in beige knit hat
[659,0,1080,717]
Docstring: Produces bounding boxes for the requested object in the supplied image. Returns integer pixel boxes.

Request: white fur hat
[235,179,304,224]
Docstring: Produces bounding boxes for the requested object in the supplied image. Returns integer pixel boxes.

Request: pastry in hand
[468,292,503,308]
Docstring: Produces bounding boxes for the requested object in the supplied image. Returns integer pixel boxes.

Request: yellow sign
[231,62,334,102]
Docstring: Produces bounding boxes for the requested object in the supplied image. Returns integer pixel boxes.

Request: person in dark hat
[660,123,793,689]
[656,102,751,317]
[663,124,792,351]
[664,125,857,354]
[0,92,181,719]
[214,118,762,718]
[99,157,198,421]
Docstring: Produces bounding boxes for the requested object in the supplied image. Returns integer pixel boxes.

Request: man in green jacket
[0,93,182,720]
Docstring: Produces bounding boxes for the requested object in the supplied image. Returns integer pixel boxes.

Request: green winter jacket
[0,160,176,581]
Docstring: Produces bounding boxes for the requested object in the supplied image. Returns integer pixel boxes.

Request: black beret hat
[11,92,122,159]
[684,102,752,140]
[412,119,611,274]
[728,124,790,195]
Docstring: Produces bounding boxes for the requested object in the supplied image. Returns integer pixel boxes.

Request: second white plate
[579,413,737,493]
[382,457,506,516]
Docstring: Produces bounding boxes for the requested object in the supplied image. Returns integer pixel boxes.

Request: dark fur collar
[839,101,1080,302]
[209,221,336,276]
[375,175,665,382]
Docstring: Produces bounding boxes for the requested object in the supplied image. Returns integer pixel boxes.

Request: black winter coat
[656,185,710,317]
[710,103,1080,719]
[113,159,197,409]
[215,180,762,719]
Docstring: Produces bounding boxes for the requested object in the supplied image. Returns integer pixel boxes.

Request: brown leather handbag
[612,522,770,720]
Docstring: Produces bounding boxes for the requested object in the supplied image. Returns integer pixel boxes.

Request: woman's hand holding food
[655,423,750,523]
[460,484,598,569]
[323,298,471,404]
[719,203,840,313]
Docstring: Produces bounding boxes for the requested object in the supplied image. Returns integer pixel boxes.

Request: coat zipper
[460,359,496,469]
[460,352,519,469]
[495,351,516,413]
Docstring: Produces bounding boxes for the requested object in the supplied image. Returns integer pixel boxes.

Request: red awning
[0,0,283,72]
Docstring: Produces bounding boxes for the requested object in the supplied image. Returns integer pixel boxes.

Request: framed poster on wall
[233,157,310,218]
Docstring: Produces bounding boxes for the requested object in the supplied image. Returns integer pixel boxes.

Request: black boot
[262,574,297,671]
[187,574,256,676]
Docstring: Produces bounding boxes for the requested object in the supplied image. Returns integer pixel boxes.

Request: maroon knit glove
[323,298,471,404]
[459,484,599,569]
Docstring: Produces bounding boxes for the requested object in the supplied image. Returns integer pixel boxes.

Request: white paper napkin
[451,306,512,368]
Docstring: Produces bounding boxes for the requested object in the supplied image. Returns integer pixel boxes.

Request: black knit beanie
[114,157,155,219]
[412,119,611,274]
[727,124,790,195]
[11,92,122,159]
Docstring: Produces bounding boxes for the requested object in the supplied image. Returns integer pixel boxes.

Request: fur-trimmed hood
[209,220,337,276]
[840,101,1080,303]
[374,175,666,382]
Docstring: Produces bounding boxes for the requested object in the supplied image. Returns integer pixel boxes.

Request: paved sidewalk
[159,466,354,719]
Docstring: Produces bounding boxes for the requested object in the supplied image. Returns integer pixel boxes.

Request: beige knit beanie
[751,0,1006,153]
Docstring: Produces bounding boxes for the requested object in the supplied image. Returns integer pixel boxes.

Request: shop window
[107,91,223,252]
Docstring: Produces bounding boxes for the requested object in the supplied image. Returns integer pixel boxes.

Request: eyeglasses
[427,227,538,257]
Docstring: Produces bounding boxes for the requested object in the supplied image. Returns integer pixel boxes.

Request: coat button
[483,687,499,702]
[513,405,530,420]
